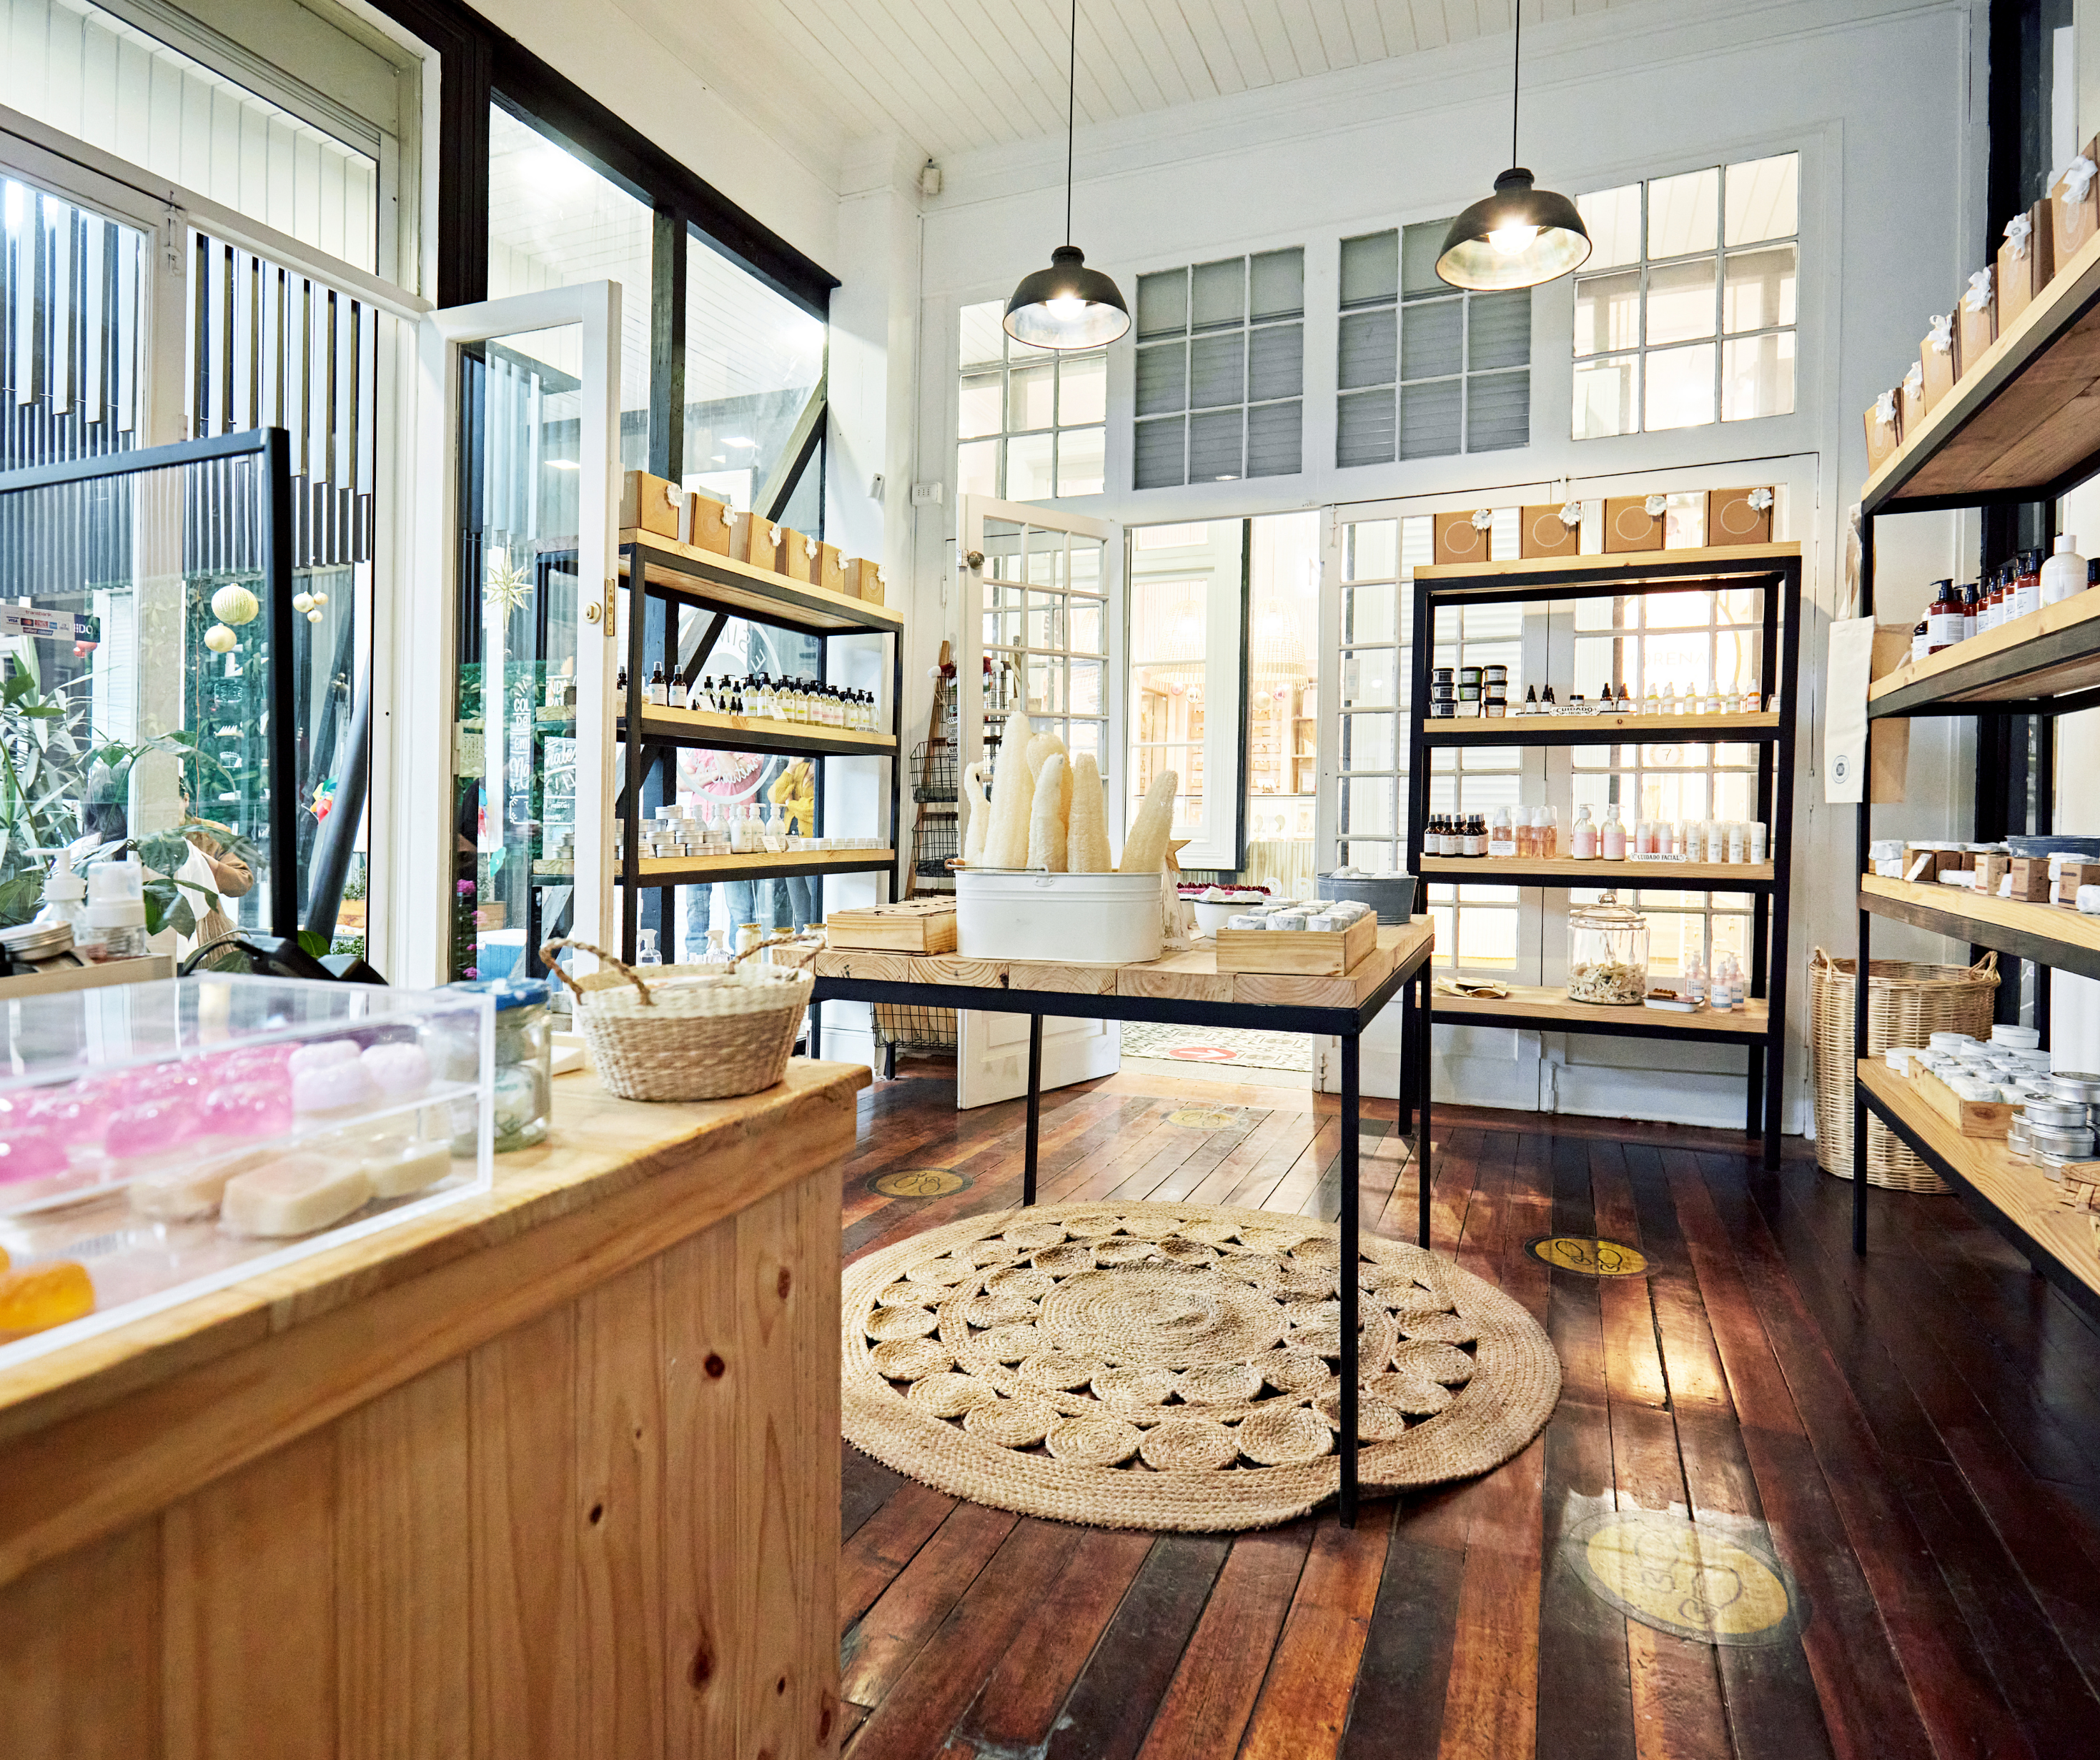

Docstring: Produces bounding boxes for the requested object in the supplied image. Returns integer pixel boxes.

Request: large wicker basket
[542,936,818,1102]
[1809,947,1999,1190]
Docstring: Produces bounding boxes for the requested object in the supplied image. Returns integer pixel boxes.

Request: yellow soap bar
[0,1262,94,1336]
[361,1138,452,1199]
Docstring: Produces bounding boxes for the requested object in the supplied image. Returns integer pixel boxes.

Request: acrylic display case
[0,974,493,1367]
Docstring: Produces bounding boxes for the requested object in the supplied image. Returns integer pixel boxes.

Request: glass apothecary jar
[1567,897,1649,1007]
[442,977,553,1150]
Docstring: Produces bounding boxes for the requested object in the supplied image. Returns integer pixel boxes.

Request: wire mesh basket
[913,738,957,802]
[913,810,958,877]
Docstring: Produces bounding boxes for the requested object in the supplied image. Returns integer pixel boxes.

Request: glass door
[405,284,618,988]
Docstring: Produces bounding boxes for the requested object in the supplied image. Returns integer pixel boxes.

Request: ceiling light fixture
[1003,0,1129,351]
[1436,4,1590,291]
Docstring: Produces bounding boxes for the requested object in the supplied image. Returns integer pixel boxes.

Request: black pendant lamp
[1436,4,1590,290]
[1004,0,1129,350]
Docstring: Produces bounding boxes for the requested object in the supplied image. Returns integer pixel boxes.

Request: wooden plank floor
[830,1063,2100,1760]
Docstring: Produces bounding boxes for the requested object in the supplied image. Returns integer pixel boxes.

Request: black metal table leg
[1745,1043,1764,1138]
[1340,1032,1360,1530]
[806,1000,821,1060]
[1416,969,1432,1250]
[1024,1014,1043,1207]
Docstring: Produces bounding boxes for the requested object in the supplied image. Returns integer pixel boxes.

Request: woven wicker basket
[1809,947,1999,1190]
[541,935,818,1102]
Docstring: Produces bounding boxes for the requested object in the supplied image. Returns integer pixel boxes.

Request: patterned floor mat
[1119,1022,1314,1073]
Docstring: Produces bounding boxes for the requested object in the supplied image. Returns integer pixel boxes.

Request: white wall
[883,0,1989,1130]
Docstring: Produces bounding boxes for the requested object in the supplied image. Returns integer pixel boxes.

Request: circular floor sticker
[1527,1236,1651,1278]
[1166,1045,1239,1063]
[1564,1510,1800,1646]
[1167,1109,1241,1130]
[868,1168,971,1199]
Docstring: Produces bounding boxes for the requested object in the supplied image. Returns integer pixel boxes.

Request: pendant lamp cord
[1065,0,1077,245]
[1511,0,1520,167]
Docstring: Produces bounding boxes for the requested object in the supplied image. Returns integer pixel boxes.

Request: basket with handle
[540,934,820,1102]
[1809,947,1999,1190]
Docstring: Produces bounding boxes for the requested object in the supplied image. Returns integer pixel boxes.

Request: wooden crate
[825,899,958,954]
[1911,1064,2019,1138]
[1212,913,1377,977]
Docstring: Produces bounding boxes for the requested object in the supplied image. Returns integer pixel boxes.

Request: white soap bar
[1272,915,1307,931]
[221,1152,372,1237]
[361,1137,452,1199]
[1306,913,1339,932]
[131,1144,275,1222]
[1225,914,1264,930]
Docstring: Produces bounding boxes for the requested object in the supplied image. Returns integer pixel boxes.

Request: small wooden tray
[1212,913,1377,977]
[1911,1065,2019,1138]
[825,900,957,954]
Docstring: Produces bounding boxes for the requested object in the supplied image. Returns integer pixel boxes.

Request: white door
[956,494,1120,1108]
[400,284,620,988]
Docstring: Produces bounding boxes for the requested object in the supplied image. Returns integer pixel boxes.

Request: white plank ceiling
[613,0,1642,184]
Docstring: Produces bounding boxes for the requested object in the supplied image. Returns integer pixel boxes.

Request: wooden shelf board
[1421,710,1778,742]
[1415,542,1800,587]
[631,848,894,882]
[1858,1059,2100,1310]
[1864,590,2100,713]
[618,528,902,633]
[1860,872,2100,981]
[621,705,897,756]
[1432,982,1770,1037]
[1421,857,1773,887]
[1860,222,2100,510]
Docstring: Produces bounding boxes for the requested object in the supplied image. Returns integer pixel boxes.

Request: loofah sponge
[1119,770,1179,874]
[1027,754,1070,870]
[1067,752,1111,871]
[981,715,1036,869]
[961,762,991,865]
[1025,730,1068,780]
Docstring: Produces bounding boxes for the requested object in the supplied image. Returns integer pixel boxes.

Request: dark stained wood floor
[830,1062,2100,1760]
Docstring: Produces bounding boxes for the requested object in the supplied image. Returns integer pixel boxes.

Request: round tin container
[2028,1122,2095,1157]
[0,920,73,961]
[2021,1098,2090,1129]
[2049,1072,2100,1103]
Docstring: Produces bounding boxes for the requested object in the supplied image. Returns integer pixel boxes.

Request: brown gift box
[2051,139,2100,262]
[1518,504,1580,559]
[1432,510,1495,567]
[688,492,733,555]
[1973,852,2011,895]
[2010,857,2053,903]
[843,558,887,605]
[728,513,782,572]
[1996,199,2055,327]
[618,470,683,538]
[2059,860,2100,905]
[1957,272,1996,375]
[1603,497,1665,553]
[815,541,845,594]
[1707,487,1774,547]
[1864,392,1903,470]
[1904,845,1954,883]
[1920,317,1959,412]
[778,527,815,582]
[1899,364,1926,433]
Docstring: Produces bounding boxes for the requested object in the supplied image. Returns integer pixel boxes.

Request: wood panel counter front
[0,1058,871,1759]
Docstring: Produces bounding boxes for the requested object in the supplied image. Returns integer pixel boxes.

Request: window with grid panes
[1571,154,1798,438]
[1336,224,1531,467]
[1133,251,1304,489]
[1337,514,1520,971]
[956,302,1106,501]
[979,517,1107,771]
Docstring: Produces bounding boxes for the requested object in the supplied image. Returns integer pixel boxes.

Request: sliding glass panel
[683,233,826,514]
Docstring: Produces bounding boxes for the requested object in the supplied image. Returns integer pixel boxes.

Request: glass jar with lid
[1567,895,1649,1006]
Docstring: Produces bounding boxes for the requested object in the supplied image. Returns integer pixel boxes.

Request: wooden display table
[808,918,1435,1528]
[0,1060,869,1760]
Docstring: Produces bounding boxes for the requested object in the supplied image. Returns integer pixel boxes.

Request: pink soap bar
[287,1040,361,1078]
[200,1080,294,1141]
[0,1130,68,1185]
[104,1098,200,1162]
[292,1061,377,1117]
[361,1043,430,1099]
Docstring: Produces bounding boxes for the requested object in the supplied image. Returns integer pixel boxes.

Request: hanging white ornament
[204,623,237,654]
[210,585,260,626]
[291,592,315,614]
[305,608,324,623]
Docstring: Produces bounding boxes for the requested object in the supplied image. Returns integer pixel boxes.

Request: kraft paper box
[728,513,783,572]
[843,558,886,604]
[1899,363,1927,434]
[1864,392,1903,470]
[618,470,683,538]
[1904,845,1955,883]
[1518,504,1580,558]
[1957,270,1996,375]
[1997,200,2055,327]
[2059,861,2100,904]
[1603,497,1665,553]
[1920,316,1958,412]
[815,541,846,594]
[2010,857,2053,902]
[1432,510,1494,567]
[1707,487,1774,547]
[689,492,733,555]
[2051,139,2100,262]
[1973,852,2011,894]
[778,527,815,582]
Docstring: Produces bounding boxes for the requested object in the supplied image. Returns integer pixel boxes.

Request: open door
[954,494,1120,1108]
[400,284,619,988]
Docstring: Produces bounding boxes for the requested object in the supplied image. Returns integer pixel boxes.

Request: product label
[2014,583,2040,618]
[1927,610,1963,647]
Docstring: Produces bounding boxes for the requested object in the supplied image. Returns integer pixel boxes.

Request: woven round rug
[842,1199,1561,1532]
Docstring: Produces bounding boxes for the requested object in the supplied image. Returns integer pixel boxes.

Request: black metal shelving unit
[1406,546,1804,1166]
[607,531,905,962]
[1852,229,2100,1296]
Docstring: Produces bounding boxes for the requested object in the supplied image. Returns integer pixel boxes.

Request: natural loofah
[961,762,991,865]
[1119,769,1179,874]
[981,715,1036,869]
[1067,752,1111,872]
[1027,753,1071,871]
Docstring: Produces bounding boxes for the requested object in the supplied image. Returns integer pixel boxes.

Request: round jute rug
[842,1199,1561,1532]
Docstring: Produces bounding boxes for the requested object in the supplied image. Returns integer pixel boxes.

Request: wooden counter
[0,1058,871,1760]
